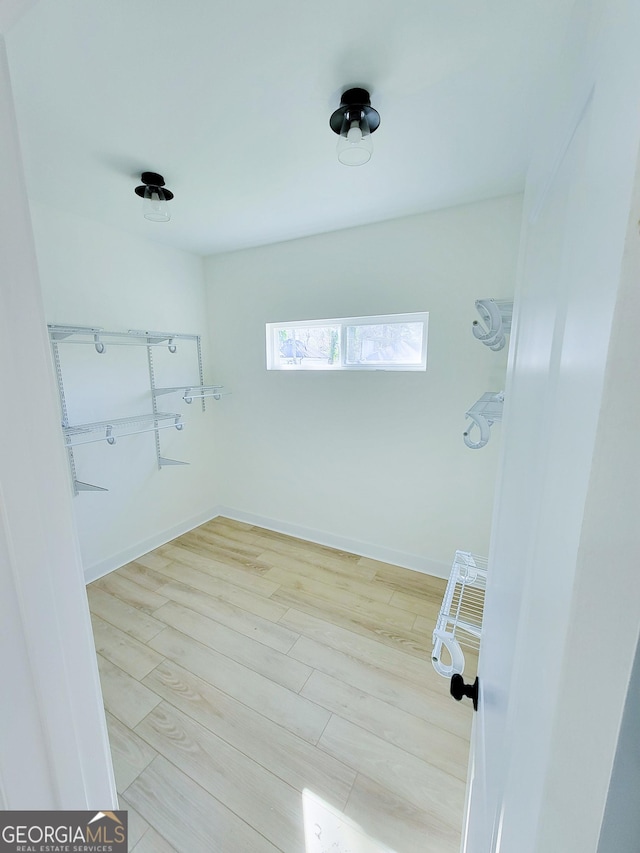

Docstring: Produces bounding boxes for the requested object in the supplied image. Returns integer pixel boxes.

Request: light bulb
[336,117,373,166]
[347,123,363,143]
[143,186,170,222]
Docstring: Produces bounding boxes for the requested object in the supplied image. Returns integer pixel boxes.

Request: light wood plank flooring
[87,517,475,853]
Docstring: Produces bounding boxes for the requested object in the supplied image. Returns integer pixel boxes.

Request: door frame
[0,1,116,808]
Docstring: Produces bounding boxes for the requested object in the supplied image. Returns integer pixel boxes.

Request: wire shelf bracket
[74,480,109,493]
[463,391,504,449]
[472,299,513,351]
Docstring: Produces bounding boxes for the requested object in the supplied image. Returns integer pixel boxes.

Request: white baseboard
[84,503,451,583]
[83,504,224,583]
[216,506,451,580]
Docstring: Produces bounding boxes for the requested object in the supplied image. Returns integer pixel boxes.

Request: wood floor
[87,517,474,853]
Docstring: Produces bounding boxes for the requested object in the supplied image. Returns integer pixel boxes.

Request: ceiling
[6,0,575,257]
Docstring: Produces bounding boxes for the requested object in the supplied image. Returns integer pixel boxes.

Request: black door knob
[450,674,479,711]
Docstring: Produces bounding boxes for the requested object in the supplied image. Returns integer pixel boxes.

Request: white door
[0,5,116,807]
[463,1,640,851]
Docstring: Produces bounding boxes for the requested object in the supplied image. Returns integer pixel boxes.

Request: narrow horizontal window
[266,312,428,371]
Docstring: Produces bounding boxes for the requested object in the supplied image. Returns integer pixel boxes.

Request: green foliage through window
[266,313,428,371]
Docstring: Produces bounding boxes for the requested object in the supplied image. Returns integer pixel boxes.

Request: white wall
[31,203,221,578]
[205,196,521,574]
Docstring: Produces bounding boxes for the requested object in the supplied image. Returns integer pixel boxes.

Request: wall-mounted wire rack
[151,385,228,403]
[432,550,487,677]
[48,324,226,494]
[48,325,198,353]
[472,299,513,351]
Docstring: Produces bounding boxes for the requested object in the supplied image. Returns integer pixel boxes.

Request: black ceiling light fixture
[134,172,174,222]
[329,87,380,166]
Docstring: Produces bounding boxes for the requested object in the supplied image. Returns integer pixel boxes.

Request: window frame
[265,312,429,372]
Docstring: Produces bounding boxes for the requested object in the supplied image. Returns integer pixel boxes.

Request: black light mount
[134,172,174,201]
[329,88,380,137]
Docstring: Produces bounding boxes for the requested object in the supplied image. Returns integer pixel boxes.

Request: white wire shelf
[63,413,183,447]
[432,551,487,678]
[151,384,227,403]
[48,324,199,353]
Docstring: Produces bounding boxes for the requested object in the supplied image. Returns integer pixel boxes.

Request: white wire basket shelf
[432,550,487,677]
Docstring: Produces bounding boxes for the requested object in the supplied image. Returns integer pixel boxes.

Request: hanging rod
[151,384,227,403]
[63,413,183,447]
